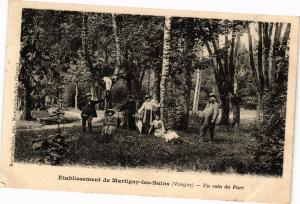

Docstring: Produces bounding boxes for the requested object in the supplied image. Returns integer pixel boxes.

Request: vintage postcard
[0,0,299,203]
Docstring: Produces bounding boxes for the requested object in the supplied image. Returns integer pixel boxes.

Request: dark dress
[123,99,136,130]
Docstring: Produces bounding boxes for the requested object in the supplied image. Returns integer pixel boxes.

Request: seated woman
[149,114,166,138]
[102,109,117,142]
[149,114,183,144]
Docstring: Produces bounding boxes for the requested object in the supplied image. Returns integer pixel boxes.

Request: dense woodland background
[16,9,291,175]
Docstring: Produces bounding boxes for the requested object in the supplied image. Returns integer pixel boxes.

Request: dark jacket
[79,99,102,118]
[124,99,136,115]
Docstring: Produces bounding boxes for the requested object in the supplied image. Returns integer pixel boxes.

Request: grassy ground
[14,123,258,174]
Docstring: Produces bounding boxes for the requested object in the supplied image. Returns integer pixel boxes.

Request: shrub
[249,83,287,176]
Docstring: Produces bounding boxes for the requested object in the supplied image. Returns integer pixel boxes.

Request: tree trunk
[160,17,171,121]
[75,82,78,110]
[263,22,273,88]
[20,83,33,120]
[182,18,195,129]
[212,39,230,125]
[281,23,291,56]
[233,36,240,94]
[17,92,23,111]
[272,23,283,83]
[192,69,201,113]
[112,13,121,80]
[136,64,147,106]
[224,35,230,87]
[228,34,236,93]
[153,65,161,101]
[248,24,265,118]
[219,92,230,126]
[82,13,101,86]
[257,22,264,92]
[247,25,262,97]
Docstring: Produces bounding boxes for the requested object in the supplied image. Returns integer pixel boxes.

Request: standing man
[79,93,102,132]
[123,95,136,130]
[199,93,219,142]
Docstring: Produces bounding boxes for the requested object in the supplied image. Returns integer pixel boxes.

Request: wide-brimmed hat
[105,109,115,115]
[209,93,217,98]
[84,93,92,98]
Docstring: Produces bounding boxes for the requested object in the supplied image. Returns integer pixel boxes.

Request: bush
[249,83,287,175]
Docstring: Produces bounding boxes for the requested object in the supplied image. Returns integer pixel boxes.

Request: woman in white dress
[138,95,161,134]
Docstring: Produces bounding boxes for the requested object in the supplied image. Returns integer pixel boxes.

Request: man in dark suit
[123,95,136,130]
[79,93,102,132]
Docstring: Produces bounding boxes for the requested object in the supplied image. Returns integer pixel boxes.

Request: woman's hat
[144,95,150,99]
[105,109,115,115]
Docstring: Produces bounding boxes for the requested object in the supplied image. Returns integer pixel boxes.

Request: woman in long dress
[137,95,161,134]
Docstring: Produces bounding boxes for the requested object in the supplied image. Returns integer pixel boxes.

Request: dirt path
[16,108,255,131]
[16,110,112,131]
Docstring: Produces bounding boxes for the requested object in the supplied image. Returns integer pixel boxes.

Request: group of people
[79,93,179,142]
[79,91,222,143]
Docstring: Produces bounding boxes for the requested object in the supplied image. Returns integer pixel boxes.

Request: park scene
[14,9,291,176]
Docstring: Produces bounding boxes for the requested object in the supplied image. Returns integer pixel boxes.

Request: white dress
[151,120,165,138]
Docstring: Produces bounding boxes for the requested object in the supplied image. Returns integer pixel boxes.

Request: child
[149,114,166,138]
[102,109,117,142]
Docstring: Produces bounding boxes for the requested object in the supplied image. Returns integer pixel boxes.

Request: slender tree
[160,17,171,121]
[247,22,291,117]
[112,13,121,80]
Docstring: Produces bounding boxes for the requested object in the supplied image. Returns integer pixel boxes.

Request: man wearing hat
[199,93,219,141]
[79,93,103,132]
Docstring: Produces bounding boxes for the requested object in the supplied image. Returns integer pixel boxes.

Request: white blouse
[138,101,160,113]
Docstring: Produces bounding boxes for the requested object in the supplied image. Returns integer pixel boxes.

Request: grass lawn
[14,123,258,174]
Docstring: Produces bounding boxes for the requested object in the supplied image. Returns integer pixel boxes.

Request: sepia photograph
[0,0,299,203]
[13,7,292,176]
